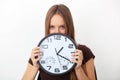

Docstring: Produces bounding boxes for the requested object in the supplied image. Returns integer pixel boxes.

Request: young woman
[22,4,96,80]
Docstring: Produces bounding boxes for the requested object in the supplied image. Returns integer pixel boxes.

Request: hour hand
[55,47,63,55]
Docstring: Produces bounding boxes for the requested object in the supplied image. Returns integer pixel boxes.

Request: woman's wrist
[75,66,82,71]
[32,63,39,69]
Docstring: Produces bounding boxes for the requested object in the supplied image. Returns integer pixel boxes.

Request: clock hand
[57,54,71,62]
[55,47,64,55]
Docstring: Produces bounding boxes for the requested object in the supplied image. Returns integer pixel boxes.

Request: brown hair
[45,4,75,41]
[45,4,77,80]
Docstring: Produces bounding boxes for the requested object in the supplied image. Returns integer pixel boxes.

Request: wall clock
[38,33,76,75]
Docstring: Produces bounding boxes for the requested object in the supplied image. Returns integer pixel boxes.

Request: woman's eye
[60,25,65,29]
[49,26,54,29]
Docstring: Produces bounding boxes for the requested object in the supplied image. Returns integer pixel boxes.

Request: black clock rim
[38,33,77,47]
[39,62,76,76]
[37,33,77,75]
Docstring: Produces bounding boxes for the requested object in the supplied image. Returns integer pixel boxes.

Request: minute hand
[57,54,71,62]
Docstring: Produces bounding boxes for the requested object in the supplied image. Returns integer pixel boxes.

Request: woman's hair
[45,4,75,41]
[45,4,77,80]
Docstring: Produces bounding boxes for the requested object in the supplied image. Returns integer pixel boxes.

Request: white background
[0,0,120,80]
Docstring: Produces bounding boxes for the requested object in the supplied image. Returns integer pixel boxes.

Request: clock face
[38,33,76,75]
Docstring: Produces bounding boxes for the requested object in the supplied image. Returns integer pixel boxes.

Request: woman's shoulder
[77,44,90,50]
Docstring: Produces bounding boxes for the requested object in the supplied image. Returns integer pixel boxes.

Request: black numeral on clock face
[54,35,61,40]
[55,68,60,72]
[47,38,52,43]
[65,37,67,42]
[63,66,68,70]
[41,45,48,49]
[47,66,51,70]
[68,44,73,48]
[40,60,45,64]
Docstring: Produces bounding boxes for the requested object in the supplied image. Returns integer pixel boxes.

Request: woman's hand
[71,49,83,69]
[30,47,42,68]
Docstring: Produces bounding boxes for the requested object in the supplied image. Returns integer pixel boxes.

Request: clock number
[54,35,61,40]
[65,37,67,42]
[55,68,60,72]
[68,44,73,48]
[41,45,48,49]
[63,66,68,70]
[47,66,51,70]
[47,38,52,43]
[40,60,45,64]
[71,52,75,54]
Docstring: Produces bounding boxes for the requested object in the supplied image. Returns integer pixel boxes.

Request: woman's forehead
[50,14,66,26]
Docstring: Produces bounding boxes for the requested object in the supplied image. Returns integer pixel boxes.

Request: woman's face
[49,14,67,34]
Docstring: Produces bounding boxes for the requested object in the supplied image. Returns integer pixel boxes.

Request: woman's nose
[55,28,60,33]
